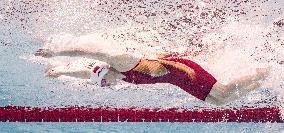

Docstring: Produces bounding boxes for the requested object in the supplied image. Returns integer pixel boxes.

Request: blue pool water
[0,123,284,133]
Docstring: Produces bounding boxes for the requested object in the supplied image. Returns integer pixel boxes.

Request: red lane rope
[0,106,282,122]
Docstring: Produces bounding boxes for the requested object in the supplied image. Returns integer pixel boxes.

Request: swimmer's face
[92,64,110,79]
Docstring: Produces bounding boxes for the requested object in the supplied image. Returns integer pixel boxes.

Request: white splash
[2,0,284,109]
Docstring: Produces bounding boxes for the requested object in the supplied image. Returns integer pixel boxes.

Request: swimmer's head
[90,63,110,86]
[92,63,110,79]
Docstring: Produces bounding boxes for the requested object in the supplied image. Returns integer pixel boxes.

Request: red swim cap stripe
[93,66,100,73]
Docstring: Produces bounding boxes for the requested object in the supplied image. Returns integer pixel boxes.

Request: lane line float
[0,106,282,122]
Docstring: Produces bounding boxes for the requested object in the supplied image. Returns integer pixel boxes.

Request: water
[1,123,284,133]
[0,0,284,132]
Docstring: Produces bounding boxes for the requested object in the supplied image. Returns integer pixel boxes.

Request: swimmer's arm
[56,49,113,63]
[35,48,139,72]
[46,67,91,79]
[35,48,111,61]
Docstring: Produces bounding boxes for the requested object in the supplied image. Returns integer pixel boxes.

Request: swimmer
[35,46,269,106]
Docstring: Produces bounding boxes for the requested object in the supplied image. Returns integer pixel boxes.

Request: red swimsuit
[121,57,217,101]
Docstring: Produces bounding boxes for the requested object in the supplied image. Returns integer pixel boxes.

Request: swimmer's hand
[35,49,54,57]
[156,52,179,59]
[45,66,61,78]
[255,67,270,80]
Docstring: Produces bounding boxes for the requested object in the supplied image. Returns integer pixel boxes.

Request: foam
[1,0,283,109]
